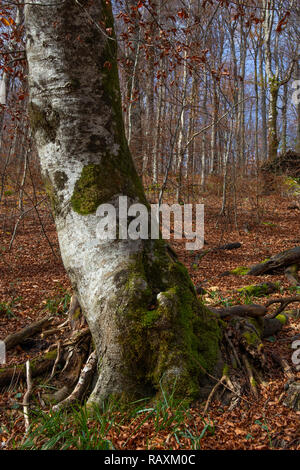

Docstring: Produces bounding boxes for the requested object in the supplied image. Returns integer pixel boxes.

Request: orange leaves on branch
[177,9,188,20]
[0,17,11,27]
[276,11,290,33]
[137,1,144,8]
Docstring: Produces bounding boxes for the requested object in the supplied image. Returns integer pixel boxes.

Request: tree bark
[24,0,221,407]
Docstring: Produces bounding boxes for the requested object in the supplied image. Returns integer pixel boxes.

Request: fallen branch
[0,349,58,389]
[193,242,242,264]
[3,315,53,351]
[248,246,300,276]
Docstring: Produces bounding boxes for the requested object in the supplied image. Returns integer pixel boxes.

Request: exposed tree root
[210,304,267,319]
[242,354,258,397]
[0,286,297,412]
[264,296,300,318]
[52,351,97,412]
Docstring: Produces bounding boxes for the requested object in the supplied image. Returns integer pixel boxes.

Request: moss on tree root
[110,239,222,403]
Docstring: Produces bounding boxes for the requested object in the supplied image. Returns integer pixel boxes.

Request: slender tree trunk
[210,79,219,173]
[268,83,279,160]
[295,60,300,154]
[201,71,208,188]
[176,50,188,203]
[25,0,221,407]
[253,42,259,165]
[281,82,288,154]
[259,43,268,159]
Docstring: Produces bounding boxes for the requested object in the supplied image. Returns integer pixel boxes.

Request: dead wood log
[248,246,300,276]
[3,315,53,351]
[193,242,242,264]
[219,242,242,251]
[0,349,59,389]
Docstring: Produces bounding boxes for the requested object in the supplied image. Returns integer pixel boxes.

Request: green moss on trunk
[112,240,222,402]
[71,1,146,216]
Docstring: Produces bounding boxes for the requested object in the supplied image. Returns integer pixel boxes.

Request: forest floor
[0,185,299,450]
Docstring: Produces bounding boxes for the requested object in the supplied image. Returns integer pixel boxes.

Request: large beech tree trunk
[24,0,221,407]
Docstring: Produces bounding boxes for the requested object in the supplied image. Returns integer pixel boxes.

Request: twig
[194,357,253,406]
[8,197,47,251]
[203,374,226,414]
[23,360,32,434]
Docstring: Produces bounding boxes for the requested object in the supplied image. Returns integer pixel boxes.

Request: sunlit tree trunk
[25,0,221,407]
[295,60,300,154]
[281,82,288,154]
[258,37,268,159]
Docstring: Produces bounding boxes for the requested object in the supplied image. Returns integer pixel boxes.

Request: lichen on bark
[70,1,146,216]
[28,101,60,144]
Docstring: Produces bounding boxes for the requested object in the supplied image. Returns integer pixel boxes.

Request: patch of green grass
[254,416,273,448]
[289,285,300,295]
[14,382,214,450]
[261,221,276,228]
[19,406,114,450]
[0,296,21,318]
[44,288,71,315]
